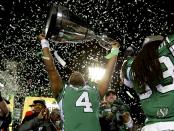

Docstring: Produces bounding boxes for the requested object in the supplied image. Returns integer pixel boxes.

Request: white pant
[141,121,174,131]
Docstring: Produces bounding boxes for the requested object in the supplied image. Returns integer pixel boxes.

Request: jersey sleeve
[55,83,67,102]
[166,34,174,46]
[163,34,174,54]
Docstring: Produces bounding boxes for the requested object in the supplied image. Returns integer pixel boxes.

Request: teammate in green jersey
[122,35,174,131]
[38,33,120,131]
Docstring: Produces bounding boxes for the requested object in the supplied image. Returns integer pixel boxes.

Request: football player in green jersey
[122,35,174,131]
[38,33,120,131]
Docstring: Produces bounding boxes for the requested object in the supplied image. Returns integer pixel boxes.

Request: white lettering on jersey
[156,56,174,93]
[169,44,174,57]
[76,92,93,112]
[140,55,174,100]
[139,85,152,100]
[156,108,168,118]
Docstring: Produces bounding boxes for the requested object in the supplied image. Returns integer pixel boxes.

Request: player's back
[59,84,101,131]
[137,34,174,124]
[123,34,174,124]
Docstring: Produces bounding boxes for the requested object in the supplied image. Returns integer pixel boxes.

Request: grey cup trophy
[45,5,114,50]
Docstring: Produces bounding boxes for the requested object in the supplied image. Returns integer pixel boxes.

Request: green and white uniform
[122,34,174,128]
[57,84,101,131]
[122,56,134,89]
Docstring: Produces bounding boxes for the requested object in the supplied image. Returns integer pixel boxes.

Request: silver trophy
[45,5,114,50]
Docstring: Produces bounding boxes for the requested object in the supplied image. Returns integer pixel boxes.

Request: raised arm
[98,41,120,97]
[38,34,63,98]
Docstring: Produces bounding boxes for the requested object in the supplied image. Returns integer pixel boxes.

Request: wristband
[36,51,43,57]
[105,48,119,59]
[41,39,49,49]
[124,117,133,128]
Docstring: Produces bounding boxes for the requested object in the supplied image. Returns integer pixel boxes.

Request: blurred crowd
[0,89,144,131]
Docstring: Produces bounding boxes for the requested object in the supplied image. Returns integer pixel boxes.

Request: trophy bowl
[44,4,114,50]
[45,5,95,43]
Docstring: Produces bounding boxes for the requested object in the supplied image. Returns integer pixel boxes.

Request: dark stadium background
[0,0,174,125]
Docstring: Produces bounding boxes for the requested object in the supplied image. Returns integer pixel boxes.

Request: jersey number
[140,54,174,99]
[76,92,93,112]
[157,55,174,93]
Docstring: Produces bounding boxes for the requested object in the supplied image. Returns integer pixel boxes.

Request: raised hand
[38,33,46,41]
[111,40,120,48]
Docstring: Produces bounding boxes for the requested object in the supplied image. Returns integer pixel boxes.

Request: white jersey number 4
[76,92,93,112]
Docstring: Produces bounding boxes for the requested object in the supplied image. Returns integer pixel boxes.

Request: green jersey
[123,34,174,125]
[57,84,101,131]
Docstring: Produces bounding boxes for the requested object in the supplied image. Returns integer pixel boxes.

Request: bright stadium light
[0,82,4,88]
[88,66,105,82]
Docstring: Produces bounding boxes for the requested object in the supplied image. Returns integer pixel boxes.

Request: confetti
[0,0,173,125]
